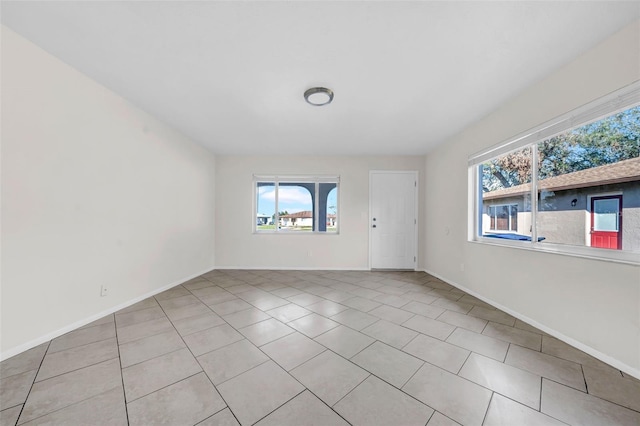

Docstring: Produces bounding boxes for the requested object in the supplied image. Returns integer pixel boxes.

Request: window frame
[487,203,518,232]
[468,81,640,265]
[253,174,340,235]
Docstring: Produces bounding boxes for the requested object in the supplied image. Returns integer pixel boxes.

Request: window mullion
[275,180,279,233]
[530,144,538,244]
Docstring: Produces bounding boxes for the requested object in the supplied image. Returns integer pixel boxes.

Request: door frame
[588,193,623,249]
[586,191,622,248]
[368,170,419,270]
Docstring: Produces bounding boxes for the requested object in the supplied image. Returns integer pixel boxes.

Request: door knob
[372,224,377,228]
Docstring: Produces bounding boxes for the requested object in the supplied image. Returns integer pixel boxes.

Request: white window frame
[253,175,340,234]
[468,81,640,265]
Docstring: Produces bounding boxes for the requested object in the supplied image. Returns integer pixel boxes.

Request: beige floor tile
[217,361,304,426]
[541,336,613,369]
[405,292,440,305]
[48,322,116,354]
[468,306,515,326]
[403,362,492,426]
[183,324,244,357]
[19,386,127,426]
[401,301,446,319]
[256,390,349,426]
[157,294,200,310]
[286,292,324,306]
[155,286,191,300]
[199,291,239,306]
[341,296,381,312]
[426,412,461,425]
[260,333,326,371]
[436,310,487,333]
[266,303,310,322]
[127,373,225,426]
[198,339,268,385]
[122,348,201,402]
[307,300,349,317]
[19,358,121,424]
[36,338,118,381]
[288,313,340,338]
[248,295,289,311]
[222,308,270,329]
[431,298,474,314]
[505,344,586,391]
[314,325,375,359]
[0,369,37,411]
[78,315,115,330]
[291,350,369,406]
[208,299,250,316]
[402,315,455,340]
[164,302,213,322]
[322,290,354,303]
[483,322,542,351]
[361,320,418,349]
[484,393,565,426]
[115,306,166,328]
[270,287,303,298]
[583,362,640,412]
[334,375,433,426]
[459,353,541,409]
[116,317,174,344]
[198,408,240,426]
[372,294,411,308]
[349,287,384,299]
[330,309,379,331]
[171,312,225,336]
[457,295,495,310]
[239,319,294,347]
[369,305,414,324]
[0,343,48,380]
[119,330,184,368]
[403,334,470,374]
[446,328,509,361]
[351,341,424,388]
[541,379,640,426]
[182,278,215,291]
[0,405,22,426]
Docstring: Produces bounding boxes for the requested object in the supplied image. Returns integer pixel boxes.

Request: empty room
[1,1,640,425]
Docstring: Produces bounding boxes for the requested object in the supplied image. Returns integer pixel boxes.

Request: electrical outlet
[307,250,313,257]
[100,285,108,297]
[460,263,465,272]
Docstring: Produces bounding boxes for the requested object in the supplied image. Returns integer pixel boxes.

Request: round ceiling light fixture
[304,87,334,106]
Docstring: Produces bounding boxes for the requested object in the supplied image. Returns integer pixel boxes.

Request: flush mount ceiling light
[304,87,334,106]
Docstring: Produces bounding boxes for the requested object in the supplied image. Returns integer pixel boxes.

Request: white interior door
[370,171,417,270]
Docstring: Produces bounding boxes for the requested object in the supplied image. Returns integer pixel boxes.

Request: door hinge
[414,219,416,225]
[414,181,417,187]
[414,256,416,262]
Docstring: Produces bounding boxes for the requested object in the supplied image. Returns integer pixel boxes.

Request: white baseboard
[0,266,215,362]
[214,265,370,271]
[421,268,640,380]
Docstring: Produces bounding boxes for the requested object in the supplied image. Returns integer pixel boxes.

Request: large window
[469,82,640,264]
[254,175,339,233]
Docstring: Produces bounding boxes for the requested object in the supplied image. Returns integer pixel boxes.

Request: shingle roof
[280,211,336,219]
[483,156,640,200]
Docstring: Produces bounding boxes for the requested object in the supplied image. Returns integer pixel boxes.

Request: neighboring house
[279,211,337,228]
[280,211,313,228]
[482,157,640,251]
[256,213,271,225]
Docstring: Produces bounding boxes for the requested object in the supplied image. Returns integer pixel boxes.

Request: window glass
[536,105,639,250]
[254,176,339,233]
[256,182,276,230]
[480,147,532,239]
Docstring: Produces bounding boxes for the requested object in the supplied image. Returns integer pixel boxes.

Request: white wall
[1,27,216,359]
[424,20,640,376]
[215,156,424,270]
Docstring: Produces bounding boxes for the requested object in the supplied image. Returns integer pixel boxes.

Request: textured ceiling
[2,1,639,155]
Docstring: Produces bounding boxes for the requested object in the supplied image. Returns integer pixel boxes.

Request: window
[469,82,640,264]
[488,204,518,232]
[254,175,339,233]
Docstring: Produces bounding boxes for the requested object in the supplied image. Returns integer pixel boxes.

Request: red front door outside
[591,195,622,250]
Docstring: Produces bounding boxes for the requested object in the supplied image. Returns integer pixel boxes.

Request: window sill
[469,237,640,266]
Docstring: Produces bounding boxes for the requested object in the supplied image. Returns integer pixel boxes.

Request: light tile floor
[2,270,639,426]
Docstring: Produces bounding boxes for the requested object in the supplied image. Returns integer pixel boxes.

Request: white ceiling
[2,1,639,156]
